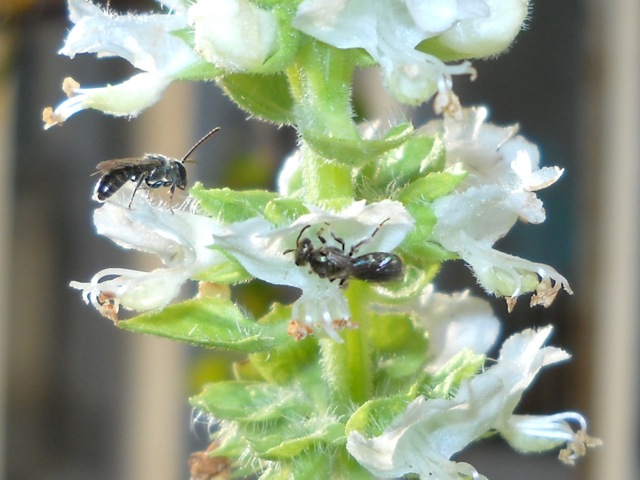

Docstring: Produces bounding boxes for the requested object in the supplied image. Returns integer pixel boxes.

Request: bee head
[175,162,188,190]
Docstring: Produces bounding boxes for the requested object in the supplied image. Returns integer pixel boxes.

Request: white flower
[43,0,200,128]
[423,106,571,306]
[211,200,414,342]
[188,0,278,72]
[416,285,501,370]
[293,0,527,106]
[436,0,531,58]
[70,188,227,321]
[502,413,602,465]
[347,326,599,478]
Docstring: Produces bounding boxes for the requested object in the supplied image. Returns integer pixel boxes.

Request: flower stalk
[46,1,599,478]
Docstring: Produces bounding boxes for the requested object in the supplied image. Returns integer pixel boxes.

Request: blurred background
[0,0,637,479]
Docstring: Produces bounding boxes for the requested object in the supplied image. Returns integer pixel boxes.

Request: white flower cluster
[70,189,227,321]
[44,0,279,128]
[293,0,530,106]
[44,0,531,126]
[423,106,572,309]
[348,326,600,479]
[71,184,414,342]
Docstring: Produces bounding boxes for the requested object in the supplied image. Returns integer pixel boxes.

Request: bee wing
[93,156,163,174]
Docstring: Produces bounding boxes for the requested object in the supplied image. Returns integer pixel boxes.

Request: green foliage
[118,297,289,352]
[190,184,277,222]
[218,73,295,124]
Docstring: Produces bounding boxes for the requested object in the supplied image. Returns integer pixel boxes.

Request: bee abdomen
[93,169,138,202]
[351,252,404,282]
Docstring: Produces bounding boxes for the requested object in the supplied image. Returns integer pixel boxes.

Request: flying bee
[93,126,221,209]
[284,218,404,287]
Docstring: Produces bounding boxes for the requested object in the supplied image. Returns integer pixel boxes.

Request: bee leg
[128,176,146,209]
[168,185,176,214]
[330,232,346,252]
[348,218,390,256]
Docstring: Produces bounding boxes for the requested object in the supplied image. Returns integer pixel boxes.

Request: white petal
[418,287,501,370]
[437,0,531,58]
[276,148,303,197]
[432,186,524,248]
[70,192,228,317]
[406,0,490,35]
[423,106,570,301]
[69,266,190,316]
[64,0,197,74]
[188,0,278,71]
[421,106,545,191]
[94,190,225,270]
[45,73,170,127]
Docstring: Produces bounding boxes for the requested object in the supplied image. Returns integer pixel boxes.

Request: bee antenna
[181,126,221,164]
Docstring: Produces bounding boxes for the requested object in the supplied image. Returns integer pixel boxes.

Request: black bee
[93,127,220,208]
[284,218,404,287]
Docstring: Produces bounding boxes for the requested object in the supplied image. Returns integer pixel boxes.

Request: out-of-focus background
[0,0,637,479]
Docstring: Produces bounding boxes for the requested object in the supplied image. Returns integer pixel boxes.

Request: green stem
[300,143,354,205]
[319,281,372,414]
[286,39,360,146]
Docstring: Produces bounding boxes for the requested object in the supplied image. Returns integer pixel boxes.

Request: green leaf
[191,381,312,422]
[207,424,252,459]
[301,154,354,205]
[368,312,430,394]
[426,349,485,399]
[250,419,345,460]
[368,312,415,352]
[286,452,332,480]
[345,395,411,438]
[190,184,277,222]
[263,197,309,225]
[301,121,413,168]
[118,297,289,352]
[249,304,321,385]
[368,264,439,304]
[398,171,466,204]
[218,73,295,124]
[357,134,446,196]
[260,451,337,480]
[288,40,412,167]
[193,255,252,284]
[399,200,458,264]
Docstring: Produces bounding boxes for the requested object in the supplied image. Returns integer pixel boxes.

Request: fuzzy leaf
[285,452,332,479]
[250,419,345,459]
[219,73,295,124]
[427,349,486,399]
[400,201,456,264]
[345,395,411,438]
[193,255,252,284]
[357,134,445,196]
[191,381,312,422]
[249,304,321,384]
[190,184,277,223]
[263,198,309,226]
[118,297,289,352]
[398,171,466,204]
[301,122,413,168]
